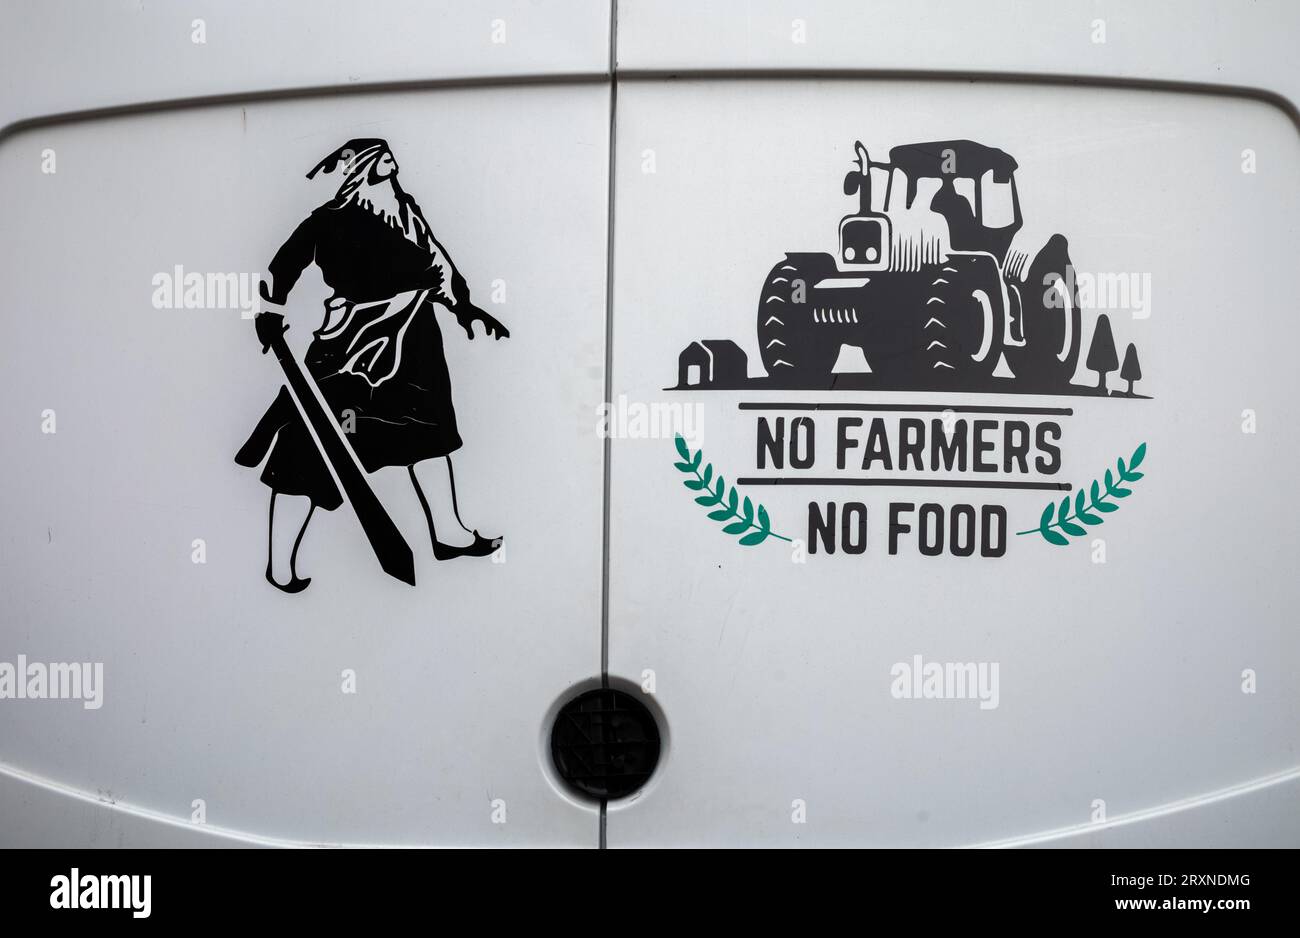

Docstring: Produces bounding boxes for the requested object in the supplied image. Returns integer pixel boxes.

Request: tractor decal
[667,139,1152,558]
[671,139,1147,398]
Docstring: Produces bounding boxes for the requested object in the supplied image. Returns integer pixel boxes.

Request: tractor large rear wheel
[1004,234,1082,391]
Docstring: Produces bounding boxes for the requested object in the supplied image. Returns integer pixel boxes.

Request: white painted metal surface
[607,78,1299,847]
[0,4,611,848]
[1,0,1296,848]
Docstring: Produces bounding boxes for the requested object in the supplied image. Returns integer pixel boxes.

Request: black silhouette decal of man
[235,139,507,592]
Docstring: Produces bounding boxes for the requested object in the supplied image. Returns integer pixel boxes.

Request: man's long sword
[256,312,417,586]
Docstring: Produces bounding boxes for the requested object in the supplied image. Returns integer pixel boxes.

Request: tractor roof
[888,140,1018,183]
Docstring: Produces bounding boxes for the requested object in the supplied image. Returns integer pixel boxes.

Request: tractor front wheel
[923,253,1005,389]
[756,255,841,387]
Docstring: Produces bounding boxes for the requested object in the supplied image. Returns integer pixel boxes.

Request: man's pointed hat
[306,139,390,179]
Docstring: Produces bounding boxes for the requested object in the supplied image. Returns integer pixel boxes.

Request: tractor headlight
[840,216,889,267]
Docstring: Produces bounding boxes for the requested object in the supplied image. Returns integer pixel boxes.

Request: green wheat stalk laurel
[674,435,791,546]
[1018,442,1147,546]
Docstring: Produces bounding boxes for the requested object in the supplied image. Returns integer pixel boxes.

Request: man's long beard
[351,176,436,252]
[350,178,420,245]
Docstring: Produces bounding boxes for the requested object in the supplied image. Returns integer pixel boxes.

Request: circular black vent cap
[550,687,661,800]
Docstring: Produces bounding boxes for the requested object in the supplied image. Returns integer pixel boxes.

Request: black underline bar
[737,402,1074,416]
[736,478,1071,491]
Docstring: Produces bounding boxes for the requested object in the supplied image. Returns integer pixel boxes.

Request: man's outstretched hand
[455,304,509,341]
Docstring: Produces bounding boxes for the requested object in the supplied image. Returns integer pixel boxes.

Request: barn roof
[696,339,745,357]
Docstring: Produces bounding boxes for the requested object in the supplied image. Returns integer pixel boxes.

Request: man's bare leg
[409,457,500,559]
[266,491,314,592]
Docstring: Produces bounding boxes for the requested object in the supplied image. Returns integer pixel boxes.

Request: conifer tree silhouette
[1120,343,1142,397]
[1087,314,1119,394]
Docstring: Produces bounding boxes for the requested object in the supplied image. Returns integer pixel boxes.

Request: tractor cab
[841,139,1023,268]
